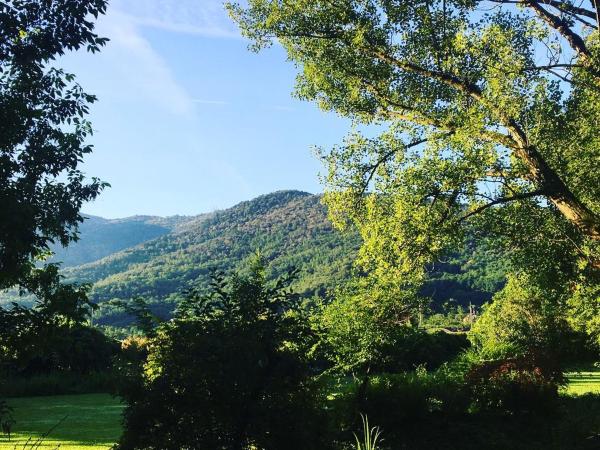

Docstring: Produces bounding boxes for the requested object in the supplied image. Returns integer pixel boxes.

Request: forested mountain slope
[69,191,361,325]
[3,191,506,326]
[48,214,192,267]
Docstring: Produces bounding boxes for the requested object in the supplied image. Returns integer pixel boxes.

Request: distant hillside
[1,191,507,327]
[48,214,192,267]
[65,191,360,325]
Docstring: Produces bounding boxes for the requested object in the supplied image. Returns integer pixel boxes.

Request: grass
[565,367,600,396]
[1,394,124,449]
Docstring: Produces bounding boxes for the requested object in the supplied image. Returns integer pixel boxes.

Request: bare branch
[525,1,592,61]
[360,136,433,195]
[458,189,547,222]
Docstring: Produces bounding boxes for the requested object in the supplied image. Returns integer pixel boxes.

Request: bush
[117,260,330,450]
[466,353,564,414]
[327,367,470,446]
[0,322,120,377]
[317,279,448,376]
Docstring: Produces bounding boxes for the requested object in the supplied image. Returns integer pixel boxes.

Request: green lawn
[565,368,600,396]
[1,394,124,449]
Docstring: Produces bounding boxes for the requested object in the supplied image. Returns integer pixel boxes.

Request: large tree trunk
[516,144,600,241]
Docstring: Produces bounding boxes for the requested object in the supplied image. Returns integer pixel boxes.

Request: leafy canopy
[0,0,109,292]
[229,0,600,346]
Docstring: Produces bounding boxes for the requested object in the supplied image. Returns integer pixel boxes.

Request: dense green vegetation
[1,370,598,449]
[67,191,361,326]
[0,0,108,300]
[118,257,327,449]
[231,0,600,351]
[1,190,507,327]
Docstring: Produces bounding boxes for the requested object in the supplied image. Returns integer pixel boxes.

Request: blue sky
[62,0,352,218]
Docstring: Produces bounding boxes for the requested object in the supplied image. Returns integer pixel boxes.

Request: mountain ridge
[2,190,505,327]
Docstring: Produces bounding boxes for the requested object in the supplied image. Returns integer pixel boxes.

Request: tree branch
[488,0,597,20]
[458,190,547,222]
[360,136,433,195]
[524,1,592,62]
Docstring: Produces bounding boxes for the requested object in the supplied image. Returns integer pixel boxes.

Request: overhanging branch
[525,1,592,61]
[360,136,431,195]
[458,189,547,222]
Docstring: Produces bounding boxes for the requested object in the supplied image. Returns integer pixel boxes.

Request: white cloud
[111,0,240,38]
[70,0,242,115]
[90,10,195,116]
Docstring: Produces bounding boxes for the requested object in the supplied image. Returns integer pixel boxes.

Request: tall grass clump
[354,414,382,450]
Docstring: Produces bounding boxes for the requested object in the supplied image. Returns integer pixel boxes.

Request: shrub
[469,274,572,361]
[317,279,440,376]
[117,259,330,450]
[0,322,119,377]
[466,353,564,414]
[327,367,470,446]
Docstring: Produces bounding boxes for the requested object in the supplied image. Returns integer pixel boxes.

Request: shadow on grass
[2,394,123,449]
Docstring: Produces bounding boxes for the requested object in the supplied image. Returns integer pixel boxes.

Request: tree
[469,273,571,359]
[117,259,328,450]
[317,278,426,376]
[0,0,109,292]
[229,0,599,344]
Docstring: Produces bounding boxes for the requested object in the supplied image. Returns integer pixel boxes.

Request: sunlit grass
[564,368,600,396]
[0,394,123,449]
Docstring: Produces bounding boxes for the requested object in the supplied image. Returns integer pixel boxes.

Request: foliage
[0,191,510,328]
[0,272,119,391]
[326,367,470,447]
[229,0,600,355]
[0,0,108,292]
[51,191,361,326]
[0,318,119,377]
[0,1,112,410]
[316,278,425,375]
[567,282,600,352]
[117,258,330,450]
[466,354,564,414]
[0,371,118,398]
[316,278,469,376]
[469,273,573,360]
[0,272,118,378]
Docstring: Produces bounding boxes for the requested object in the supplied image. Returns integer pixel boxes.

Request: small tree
[0,1,108,400]
[118,258,328,450]
[317,278,425,376]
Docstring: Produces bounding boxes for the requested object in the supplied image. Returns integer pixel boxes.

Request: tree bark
[514,144,600,240]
